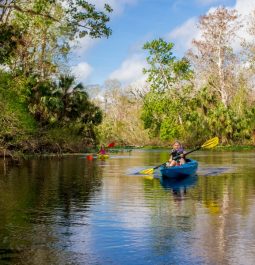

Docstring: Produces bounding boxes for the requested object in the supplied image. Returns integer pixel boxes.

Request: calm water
[0,150,255,265]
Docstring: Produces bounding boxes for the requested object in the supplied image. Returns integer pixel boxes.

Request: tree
[0,24,22,64]
[143,38,192,93]
[96,79,151,146]
[243,9,255,101]
[25,74,102,129]
[188,7,240,107]
[0,1,112,78]
[0,0,112,38]
[0,1,112,152]
[142,39,193,141]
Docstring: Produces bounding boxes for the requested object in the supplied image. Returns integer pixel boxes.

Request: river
[0,150,255,265]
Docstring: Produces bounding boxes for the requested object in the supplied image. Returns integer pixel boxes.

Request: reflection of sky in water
[0,150,255,264]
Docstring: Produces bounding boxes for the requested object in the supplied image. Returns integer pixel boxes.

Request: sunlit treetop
[0,0,113,39]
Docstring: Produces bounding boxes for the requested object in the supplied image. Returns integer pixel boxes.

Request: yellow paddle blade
[201,137,219,149]
[139,168,154,175]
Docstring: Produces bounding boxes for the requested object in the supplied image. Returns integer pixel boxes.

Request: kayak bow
[160,159,198,178]
[97,154,109,160]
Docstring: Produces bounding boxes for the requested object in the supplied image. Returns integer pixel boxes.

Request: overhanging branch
[0,4,59,22]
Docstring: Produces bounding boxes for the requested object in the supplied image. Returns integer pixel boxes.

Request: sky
[70,0,255,87]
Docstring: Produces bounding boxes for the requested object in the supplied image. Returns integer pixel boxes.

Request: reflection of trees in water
[143,170,255,263]
[142,175,198,257]
[189,172,255,265]
[56,158,103,222]
[0,157,103,264]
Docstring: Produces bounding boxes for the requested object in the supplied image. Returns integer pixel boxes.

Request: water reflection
[0,151,255,265]
[0,157,104,264]
[159,174,197,203]
[160,174,198,191]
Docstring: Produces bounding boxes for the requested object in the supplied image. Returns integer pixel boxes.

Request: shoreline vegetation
[141,145,255,151]
[1,4,255,160]
[1,145,255,162]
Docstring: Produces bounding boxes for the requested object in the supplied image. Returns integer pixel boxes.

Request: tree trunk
[217,30,228,107]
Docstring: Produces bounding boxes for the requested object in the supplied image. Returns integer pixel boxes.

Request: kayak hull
[97,154,109,160]
[160,159,198,178]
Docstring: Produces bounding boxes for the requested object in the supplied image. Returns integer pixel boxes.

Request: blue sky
[70,0,254,86]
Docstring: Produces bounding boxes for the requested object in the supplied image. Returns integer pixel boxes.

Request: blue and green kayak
[160,159,198,178]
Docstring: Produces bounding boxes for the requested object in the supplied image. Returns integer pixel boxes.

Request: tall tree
[143,38,192,93]
[188,7,240,107]
[244,9,255,94]
[142,39,193,141]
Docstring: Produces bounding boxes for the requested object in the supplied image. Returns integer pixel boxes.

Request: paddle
[139,137,219,175]
[87,142,115,160]
[107,142,115,148]
[173,136,219,160]
[98,142,115,153]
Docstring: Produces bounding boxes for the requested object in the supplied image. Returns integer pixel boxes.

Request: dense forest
[98,7,255,147]
[0,0,112,155]
[0,2,255,156]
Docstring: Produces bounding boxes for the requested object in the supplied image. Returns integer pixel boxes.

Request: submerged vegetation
[0,3,254,157]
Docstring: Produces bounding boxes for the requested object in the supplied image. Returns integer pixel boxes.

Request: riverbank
[1,144,254,161]
[215,145,255,151]
[141,145,255,151]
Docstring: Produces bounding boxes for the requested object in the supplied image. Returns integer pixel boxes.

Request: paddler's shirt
[170,148,184,161]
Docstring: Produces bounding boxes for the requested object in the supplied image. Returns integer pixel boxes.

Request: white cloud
[88,0,137,15]
[71,62,93,83]
[233,0,255,50]
[70,36,99,56]
[109,54,146,84]
[167,0,255,55]
[235,0,255,15]
[167,17,200,53]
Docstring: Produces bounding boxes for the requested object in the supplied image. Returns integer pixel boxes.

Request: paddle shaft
[184,146,201,156]
[173,146,201,160]
[153,162,166,170]
[141,137,218,174]
[155,147,201,169]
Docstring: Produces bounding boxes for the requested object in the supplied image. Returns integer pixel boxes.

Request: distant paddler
[97,144,109,160]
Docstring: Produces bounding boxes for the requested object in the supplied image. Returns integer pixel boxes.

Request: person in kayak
[168,141,186,167]
[98,144,106,155]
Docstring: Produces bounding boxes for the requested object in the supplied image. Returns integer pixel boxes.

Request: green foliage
[0,72,37,148]
[0,71,102,153]
[0,0,112,39]
[0,1,112,154]
[142,78,255,145]
[0,24,22,64]
[143,38,193,93]
[67,1,113,38]
[0,0,112,79]
[23,75,102,128]
[141,37,255,146]
[97,82,151,146]
[40,125,96,152]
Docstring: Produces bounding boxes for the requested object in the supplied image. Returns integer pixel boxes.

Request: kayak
[97,154,109,160]
[160,159,198,178]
